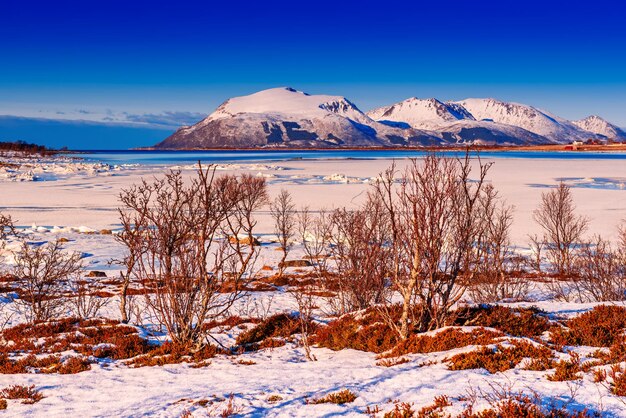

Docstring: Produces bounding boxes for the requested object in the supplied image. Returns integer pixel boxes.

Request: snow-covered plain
[1,153,626,417]
[2,154,625,243]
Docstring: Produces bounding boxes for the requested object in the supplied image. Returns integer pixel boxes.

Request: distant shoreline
[67,143,626,153]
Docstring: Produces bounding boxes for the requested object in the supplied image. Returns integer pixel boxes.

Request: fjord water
[71,149,626,166]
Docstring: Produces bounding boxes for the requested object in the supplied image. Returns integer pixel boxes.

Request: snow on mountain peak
[208,87,366,121]
[572,115,626,139]
[367,97,474,130]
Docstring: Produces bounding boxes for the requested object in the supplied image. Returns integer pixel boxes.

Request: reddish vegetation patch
[312,307,402,353]
[453,305,550,338]
[547,354,583,381]
[313,305,548,355]
[377,392,595,418]
[1,385,44,404]
[236,313,310,350]
[0,318,154,373]
[609,365,626,396]
[447,340,554,373]
[307,389,357,405]
[383,327,504,358]
[127,342,218,368]
[551,305,626,347]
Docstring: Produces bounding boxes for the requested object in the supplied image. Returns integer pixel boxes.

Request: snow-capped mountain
[156,88,439,148]
[156,88,623,149]
[455,98,594,143]
[572,115,626,140]
[366,98,550,145]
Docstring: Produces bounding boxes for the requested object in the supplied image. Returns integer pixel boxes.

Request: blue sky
[1,0,625,149]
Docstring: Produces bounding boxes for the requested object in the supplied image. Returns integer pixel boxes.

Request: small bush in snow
[1,384,44,404]
[307,389,357,405]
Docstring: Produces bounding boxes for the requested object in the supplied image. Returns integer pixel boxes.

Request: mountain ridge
[156,87,623,149]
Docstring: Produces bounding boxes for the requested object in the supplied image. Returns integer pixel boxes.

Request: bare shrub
[620,221,626,255]
[298,207,332,279]
[527,234,545,275]
[533,183,588,276]
[13,240,83,323]
[372,153,492,338]
[571,235,626,302]
[327,197,391,313]
[292,285,317,361]
[69,277,109,320]
[114,198,150,323]
[270,189,296,278]
[468,184,527,302]
[118,165,268,347]
[0,212,15,243]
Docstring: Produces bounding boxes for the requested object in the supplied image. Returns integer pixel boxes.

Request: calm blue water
[68,149,626,166]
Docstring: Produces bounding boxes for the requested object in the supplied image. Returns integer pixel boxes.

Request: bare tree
[270,189,296,278]
[372,153,492,338]
[533,183,589,276]
[118,165,268,347]
[13,240,83,323]
[468,185,526,302]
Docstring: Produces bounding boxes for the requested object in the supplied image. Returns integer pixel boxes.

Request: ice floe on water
[0,154,130,182]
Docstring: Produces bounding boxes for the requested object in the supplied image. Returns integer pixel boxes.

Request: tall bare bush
[270,189,296,278]
[292,285,317,361]
[468,185,527,302]
[372,153,491,338]
[572,235,626,302]
[0,212,15,242]
[114,201,149,323]
[327,197,391,314]
[533,183,588,276]
[0,212,15,254]
[13,240,83,323]
[298,207,332,280]
[118,165,267,347]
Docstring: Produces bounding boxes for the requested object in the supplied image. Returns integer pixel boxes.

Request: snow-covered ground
[1,153,626,417]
